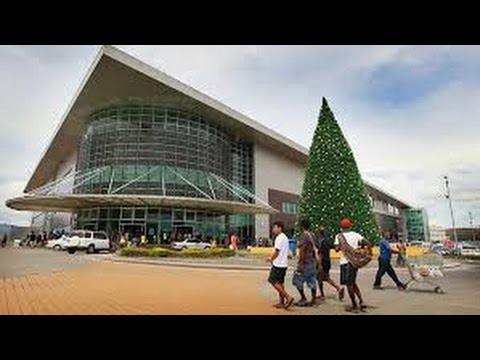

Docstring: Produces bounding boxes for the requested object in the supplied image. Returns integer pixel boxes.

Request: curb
[106,257,270,271]
[442,263,461,269]
[106,257,464,272]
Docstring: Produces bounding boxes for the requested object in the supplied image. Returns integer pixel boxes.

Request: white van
[65,230,110,254]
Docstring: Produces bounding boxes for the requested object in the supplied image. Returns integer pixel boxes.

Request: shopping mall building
[6,46,412,242]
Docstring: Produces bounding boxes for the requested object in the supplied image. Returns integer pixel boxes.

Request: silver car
[172,238,211,250]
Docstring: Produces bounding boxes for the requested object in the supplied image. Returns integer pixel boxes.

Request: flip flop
[285,297,294,310]
[295,301,308,307]
[345,306,359,313]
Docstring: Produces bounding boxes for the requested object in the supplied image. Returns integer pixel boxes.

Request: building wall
[445,227,480,242]
[368,193,408,240]
[268,189,300,238]
[254,144,305,238]
[429,225,447,243]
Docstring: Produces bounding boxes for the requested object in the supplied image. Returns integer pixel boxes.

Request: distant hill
[0,223,30,239]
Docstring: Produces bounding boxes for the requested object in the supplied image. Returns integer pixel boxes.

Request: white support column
[207,174,216,200]
[107,168,115,194]
[111,166,160,195]
[210,174,249,203]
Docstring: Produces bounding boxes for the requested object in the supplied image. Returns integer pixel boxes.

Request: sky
[0,45,479,228]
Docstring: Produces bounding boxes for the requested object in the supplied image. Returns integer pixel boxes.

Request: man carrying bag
[334,218,373,313]
[292,218,322,307]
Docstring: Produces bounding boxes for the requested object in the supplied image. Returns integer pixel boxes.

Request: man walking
[373,231,407,290]
[292,218,318,307]
[315,227,344,301]
[267,221,294,309]
[334,218,372,313]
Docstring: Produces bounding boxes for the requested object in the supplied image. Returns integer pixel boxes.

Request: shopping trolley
[405,251,445,294]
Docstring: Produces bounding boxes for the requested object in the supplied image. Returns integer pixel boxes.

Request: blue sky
[0,45,478,229]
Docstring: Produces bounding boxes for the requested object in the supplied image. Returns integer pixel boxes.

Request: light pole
[444,175,459,253]
[469,211,476,242]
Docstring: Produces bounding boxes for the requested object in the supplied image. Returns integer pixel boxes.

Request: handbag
[337,233,372,269]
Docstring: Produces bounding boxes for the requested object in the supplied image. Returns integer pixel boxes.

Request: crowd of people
[267,218,408,313]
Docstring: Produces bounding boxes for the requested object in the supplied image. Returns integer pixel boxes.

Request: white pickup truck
[65,230,110,254]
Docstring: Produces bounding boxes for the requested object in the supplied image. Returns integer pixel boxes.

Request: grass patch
[120,247,235,258]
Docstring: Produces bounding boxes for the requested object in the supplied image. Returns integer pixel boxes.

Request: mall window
[76,105,254,201]
[282,202,299,215]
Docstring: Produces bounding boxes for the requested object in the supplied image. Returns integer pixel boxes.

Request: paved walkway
[1,248,479,315]
[0,261,283,315]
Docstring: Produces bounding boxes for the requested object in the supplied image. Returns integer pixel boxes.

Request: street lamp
[444,175,459,254]
[469,211,476,242]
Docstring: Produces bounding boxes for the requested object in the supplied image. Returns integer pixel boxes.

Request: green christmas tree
[298,97,380,244]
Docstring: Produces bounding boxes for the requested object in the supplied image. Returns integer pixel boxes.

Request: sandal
[345,306,359,313]
[284,297,294,310]
[273,303,284,309]
[295,300,308,307]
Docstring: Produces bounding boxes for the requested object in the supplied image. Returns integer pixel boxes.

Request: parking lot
[1,247,479,315]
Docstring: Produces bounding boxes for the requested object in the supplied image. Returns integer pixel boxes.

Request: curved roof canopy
[6,194,278,215]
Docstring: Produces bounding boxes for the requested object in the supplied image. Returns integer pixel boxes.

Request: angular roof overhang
[364,181,412,209]
[21,45,411,211]
[24,45,309,193]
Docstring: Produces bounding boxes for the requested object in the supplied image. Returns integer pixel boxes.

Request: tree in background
[298,97,380,244]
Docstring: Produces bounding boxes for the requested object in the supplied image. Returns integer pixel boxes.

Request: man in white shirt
[267,221,294,310]
[334,218,372,313]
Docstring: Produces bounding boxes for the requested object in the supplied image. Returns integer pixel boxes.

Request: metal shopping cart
[405,251,445,294]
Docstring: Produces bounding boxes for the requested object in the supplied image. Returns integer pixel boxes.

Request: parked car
[46,236,69,251]
[171,237,211,250]
[460,244,480,258]
[429,243,453,256]
[65,230,110,254]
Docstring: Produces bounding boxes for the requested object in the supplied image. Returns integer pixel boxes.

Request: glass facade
[75,206,228,243]
[406,208,430,242]
[74,105,255,241]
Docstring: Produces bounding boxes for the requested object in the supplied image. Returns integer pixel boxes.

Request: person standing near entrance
[1,233,7,248]
[229,232,239,251]
[267,221,294,310]
[396,239,407,267]
[373,231,407,290]
[334,218,372,313]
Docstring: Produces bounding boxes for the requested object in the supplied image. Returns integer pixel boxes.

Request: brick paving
[0,259,283,315]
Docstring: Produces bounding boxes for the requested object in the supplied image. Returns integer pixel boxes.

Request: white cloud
[0,45,478,229]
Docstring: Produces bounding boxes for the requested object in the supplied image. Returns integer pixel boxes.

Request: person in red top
[229,232,238,251]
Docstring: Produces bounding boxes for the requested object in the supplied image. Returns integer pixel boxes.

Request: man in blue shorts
[292,218,318,307]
